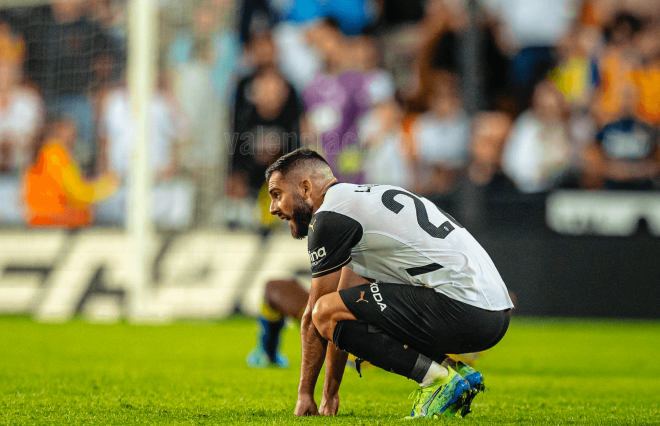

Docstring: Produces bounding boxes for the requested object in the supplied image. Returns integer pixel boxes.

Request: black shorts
[339,282,510,363]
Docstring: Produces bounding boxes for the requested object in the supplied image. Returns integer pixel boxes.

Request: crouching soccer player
[266,149,513,418]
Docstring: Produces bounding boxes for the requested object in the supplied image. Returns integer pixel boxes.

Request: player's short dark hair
[265,148,330,181]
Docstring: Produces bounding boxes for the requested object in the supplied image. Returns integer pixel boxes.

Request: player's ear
[300,179,312,198]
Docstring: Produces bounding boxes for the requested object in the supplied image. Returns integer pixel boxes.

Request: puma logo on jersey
[309,219,317,233]
[309,247,326,263]
[370,283,387,311]
[356,291,368,303]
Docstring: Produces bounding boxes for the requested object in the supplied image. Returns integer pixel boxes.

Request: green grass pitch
[1,316,658,425]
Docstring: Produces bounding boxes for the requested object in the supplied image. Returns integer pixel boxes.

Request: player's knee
[311,297,327,328]
[264,280,277,295]
[265,279,295,304]
[265,279,289,296]
[312,296,334,340]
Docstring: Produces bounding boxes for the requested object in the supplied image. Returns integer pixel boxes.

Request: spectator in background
[0,23,44,224]
[228,63,304,228]
[241,29,277,73]
[239,0,277,45]
[409,72,470,196]
[549,25,601,178]
[232,44,303,192]
[354,34,409,187]
[402,0,455,112]
[502,79,571,193]
[272,18,324,93]
[23,0,121,175]
[630,26,660,128]
[360,97,412,188]
[0,25,36,170]
[274,13,378,96]
[550,25,600,112]
[467,111,514,191]
[24,117,118,228]
[483,0,574,111]
[583,118,659,190]
[303,19,373,184]
[169,0,238,226]
[461,111,517,230]
[95,71,194,228]
[581,25,660,191]
[353,34,396,111]
[168,0,238,103]
[409,0,509,113]
[591,13,642,127]
[376,2,425,100]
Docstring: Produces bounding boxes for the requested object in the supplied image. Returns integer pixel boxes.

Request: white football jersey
[307,183,514,311]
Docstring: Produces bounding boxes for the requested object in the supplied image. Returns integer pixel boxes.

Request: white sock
[419,361,449,387]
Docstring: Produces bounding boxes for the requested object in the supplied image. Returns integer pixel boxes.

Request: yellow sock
[260,303,283,322]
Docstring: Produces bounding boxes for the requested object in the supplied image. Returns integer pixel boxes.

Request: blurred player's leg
[247,279,308,368]
[247,274,371,370]
[263,279,309,320]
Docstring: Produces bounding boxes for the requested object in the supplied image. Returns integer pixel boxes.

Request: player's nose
[269,200,278,216]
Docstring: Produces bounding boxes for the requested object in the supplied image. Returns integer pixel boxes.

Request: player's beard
[289,193,313,239]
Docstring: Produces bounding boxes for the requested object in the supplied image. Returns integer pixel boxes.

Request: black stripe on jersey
[405,262,444,276]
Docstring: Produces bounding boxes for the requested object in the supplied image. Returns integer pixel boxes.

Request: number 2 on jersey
[381,190,463,239]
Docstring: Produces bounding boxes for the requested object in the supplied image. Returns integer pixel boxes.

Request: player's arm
[295,269,342,417]
[319,341,347,415]
[320,266,369,415]
[295,211,363,417]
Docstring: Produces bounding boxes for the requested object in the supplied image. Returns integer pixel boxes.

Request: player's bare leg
[265,279,309,320]
[312,291,356,340]
[247,279,308,368]
[248,270,377,373]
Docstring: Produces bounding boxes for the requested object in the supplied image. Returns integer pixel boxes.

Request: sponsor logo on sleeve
[309,247,326,267]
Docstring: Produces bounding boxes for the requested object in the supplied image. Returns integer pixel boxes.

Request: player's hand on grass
[319,393,339,416]
[294,394,319,416]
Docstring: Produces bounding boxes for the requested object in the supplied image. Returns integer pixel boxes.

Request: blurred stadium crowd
[0,0,659,230]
